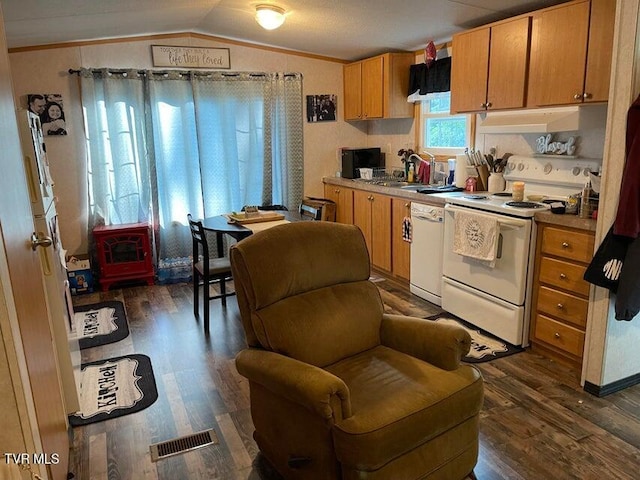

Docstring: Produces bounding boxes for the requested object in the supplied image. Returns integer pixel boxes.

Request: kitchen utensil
[485,154,494,170]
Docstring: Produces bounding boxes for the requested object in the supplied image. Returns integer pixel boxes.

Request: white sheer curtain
[80,69,152,228]
[79,68,303,263]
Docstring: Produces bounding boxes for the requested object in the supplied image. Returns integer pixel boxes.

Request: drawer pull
[561,242,570,248]
[557,303,564,310]
[560,273,567,279]
[335,188,340,193]
[554,332,561,339]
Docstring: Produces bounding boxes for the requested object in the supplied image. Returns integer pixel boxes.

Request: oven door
[442,204,533,305]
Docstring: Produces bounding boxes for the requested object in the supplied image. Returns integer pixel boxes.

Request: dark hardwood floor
[70,279,640,480]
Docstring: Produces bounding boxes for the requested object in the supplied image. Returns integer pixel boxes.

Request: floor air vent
[150,428,218,462]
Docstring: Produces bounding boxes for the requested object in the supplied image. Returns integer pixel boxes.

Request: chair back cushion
[230,222,384,366]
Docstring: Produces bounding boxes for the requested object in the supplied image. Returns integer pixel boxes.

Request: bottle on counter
[408,162,415,183]
[579,181,592,218]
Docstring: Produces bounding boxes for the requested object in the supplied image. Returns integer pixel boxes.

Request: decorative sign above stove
[535,134,577,156]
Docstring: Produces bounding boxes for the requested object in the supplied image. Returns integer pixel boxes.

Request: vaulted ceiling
[2,0,566,60]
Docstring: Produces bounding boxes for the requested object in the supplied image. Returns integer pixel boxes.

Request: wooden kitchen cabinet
[527,0,615,107]
[323,184,354,224]
[451,16,531,113]
[530,224,595,368]
[391,197,411,280]
[353,189,392,271]
[343,53,414,120]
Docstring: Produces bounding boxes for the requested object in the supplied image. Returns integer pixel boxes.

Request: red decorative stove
[93,222,154,291]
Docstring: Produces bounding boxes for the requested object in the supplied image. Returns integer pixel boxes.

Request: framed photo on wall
[27,93,67,135]
[306,94,337,122]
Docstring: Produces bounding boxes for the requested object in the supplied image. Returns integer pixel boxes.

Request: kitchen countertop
[323,176,447,206]
[533,210,597,232]
[323,176,598,232]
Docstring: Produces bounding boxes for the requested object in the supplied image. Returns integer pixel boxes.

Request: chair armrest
[236,348,352,423]
[380,314,471,371]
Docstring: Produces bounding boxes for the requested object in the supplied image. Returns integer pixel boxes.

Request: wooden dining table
[200,210,305,257]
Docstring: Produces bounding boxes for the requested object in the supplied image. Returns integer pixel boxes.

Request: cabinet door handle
[561,242,570,248]
[404,203,409,208]
[480,102,487,108]
[583,92,592,99]
[554,332,561,339]
[557,303,564,310]
[560,273,567,279]
[485,102,492,108]
[334,189,340,193]
[573,93,582,100]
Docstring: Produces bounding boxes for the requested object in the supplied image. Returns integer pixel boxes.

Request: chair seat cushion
[327,345,483,471]
[195,257,232,276]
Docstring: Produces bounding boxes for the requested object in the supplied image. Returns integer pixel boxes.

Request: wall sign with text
[151,45,231,69]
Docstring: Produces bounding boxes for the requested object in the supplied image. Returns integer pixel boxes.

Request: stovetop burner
[464,194,488,200]
[493,192,512,197]
[505,201,545,209]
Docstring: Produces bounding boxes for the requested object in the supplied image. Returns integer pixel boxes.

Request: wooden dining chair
[187,214,235,333]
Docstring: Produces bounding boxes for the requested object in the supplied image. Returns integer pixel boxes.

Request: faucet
[419,151,447,185]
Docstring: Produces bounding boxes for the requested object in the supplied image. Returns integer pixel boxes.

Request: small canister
[465,177,478,192]
[566,193,580,214]
[512,181,525,202]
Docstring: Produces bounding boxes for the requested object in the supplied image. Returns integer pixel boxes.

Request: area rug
[69,354,158,427]
[426,314,524,363]
[74,300,129,350]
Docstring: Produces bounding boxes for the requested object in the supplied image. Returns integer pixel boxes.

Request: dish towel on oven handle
[452,210,499,267]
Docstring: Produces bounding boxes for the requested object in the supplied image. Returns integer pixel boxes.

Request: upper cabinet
[451,16,531,113]
[451,0,615,113]
[528,0,615,107]
[344,53,414,121]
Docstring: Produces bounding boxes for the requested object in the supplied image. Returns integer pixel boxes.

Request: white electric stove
[428,154,601,347]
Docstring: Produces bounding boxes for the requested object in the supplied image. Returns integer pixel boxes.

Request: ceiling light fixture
[255,4,286,30]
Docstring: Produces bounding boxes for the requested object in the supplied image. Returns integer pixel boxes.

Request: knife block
[476,164,489,191]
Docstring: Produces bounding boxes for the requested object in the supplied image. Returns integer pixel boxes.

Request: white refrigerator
[17,108,80,414]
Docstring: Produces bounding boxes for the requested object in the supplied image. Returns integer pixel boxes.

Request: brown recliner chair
[230,221,483,480]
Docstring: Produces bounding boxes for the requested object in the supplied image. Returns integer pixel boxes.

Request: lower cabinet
[323,184,354,224]
[530,223,595,368]
[323,182,412,279]
[391,197,411,280]
[353,190,392,271]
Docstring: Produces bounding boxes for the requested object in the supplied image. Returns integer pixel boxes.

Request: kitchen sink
[400,184,464,194]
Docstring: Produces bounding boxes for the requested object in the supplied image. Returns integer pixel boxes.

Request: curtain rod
[68,68,299,77]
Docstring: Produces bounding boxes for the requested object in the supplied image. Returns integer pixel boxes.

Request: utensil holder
[487,172,506,193]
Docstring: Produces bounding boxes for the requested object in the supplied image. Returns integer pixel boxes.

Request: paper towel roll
[455,154,469,188]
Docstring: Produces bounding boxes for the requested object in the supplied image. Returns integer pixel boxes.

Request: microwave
[341,147,384,179]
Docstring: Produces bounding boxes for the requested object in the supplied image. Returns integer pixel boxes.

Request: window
[418,92,471,155]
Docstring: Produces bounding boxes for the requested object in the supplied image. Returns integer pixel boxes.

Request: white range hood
[476,106,582,134]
